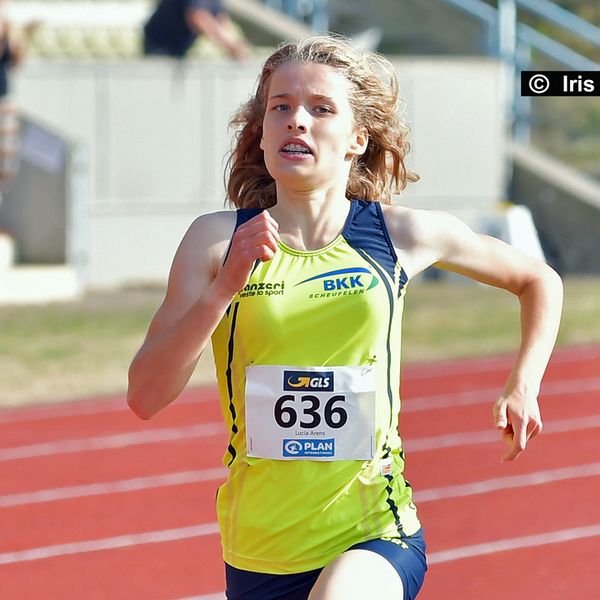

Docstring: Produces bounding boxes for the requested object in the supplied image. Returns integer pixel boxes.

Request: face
[259,62,368,192]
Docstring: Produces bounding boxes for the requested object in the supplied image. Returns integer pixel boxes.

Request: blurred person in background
[0,2,38,184]
[128,34,563,600]
[142,0,250,61]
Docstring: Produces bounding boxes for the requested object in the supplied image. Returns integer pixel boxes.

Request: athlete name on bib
[245,365,376,461]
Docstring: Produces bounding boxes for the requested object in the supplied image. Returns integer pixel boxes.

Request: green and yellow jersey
[211,199,421,574]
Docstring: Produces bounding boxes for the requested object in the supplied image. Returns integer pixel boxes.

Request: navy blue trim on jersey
[225,301,240,467]
[343,200,398,282]
[223,207,265,266]
[398,266,409,297]
[353,244,405,537]
[236,207,264,227]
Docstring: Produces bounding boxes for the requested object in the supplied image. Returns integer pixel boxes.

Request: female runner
[128,34,563,600]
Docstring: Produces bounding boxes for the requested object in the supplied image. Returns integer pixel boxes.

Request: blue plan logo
[283,439,335,457]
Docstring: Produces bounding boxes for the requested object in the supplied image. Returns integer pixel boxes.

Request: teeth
[282,143,310,153]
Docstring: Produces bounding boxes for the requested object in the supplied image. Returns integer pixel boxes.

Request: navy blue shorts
[225,528,427,600]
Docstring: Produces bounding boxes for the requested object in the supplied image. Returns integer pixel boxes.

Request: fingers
[494,397,543,462]
[501,419,528,462]
[494,400,508,430]
[219,211,280,293]
[233,210,280,263]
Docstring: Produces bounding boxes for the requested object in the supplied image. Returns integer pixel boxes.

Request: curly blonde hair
[226,34,419,208]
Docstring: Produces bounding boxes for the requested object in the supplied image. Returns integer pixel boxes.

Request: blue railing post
[514,42,532,144]
[498,0,518,138]
[310,0,329,32]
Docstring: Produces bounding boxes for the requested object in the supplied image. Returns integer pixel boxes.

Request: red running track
[1,345,599,599]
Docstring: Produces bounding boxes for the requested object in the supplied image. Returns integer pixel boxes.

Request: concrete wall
[510,141,600,273]
[11,57,509,287]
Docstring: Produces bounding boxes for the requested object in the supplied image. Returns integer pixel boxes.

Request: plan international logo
[295,267,379,300]
[283,438,335,457]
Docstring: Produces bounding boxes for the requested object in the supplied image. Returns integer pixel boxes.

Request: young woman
[127,34,563,600]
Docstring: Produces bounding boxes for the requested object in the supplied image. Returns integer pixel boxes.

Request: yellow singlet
[211,199,421,574]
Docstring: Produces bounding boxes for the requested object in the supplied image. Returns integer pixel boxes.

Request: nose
[287,106,308,132]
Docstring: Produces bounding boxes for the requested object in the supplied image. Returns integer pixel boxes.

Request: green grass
[1,277,599,407]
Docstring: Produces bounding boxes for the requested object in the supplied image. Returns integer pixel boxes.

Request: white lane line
[404,414,600,452]
[2,413,599,463]
[428,524,600,564]
[178,595,225,600]
[2,519,599,568]
[1,348,597,424]
[177,596,225,600]
[0,391,209,424]
[402,345,600,379]
[4,460,598,510]
[0,370,594,427]
[0,523,219,566]
[0,422,225,462]
[414,462,600,502]
[402,377,600,413]
[0,467,228,508]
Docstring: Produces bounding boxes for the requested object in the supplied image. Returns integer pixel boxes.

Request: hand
[230,40,250,62]
[215,210,279,297]
[493,390,543,462]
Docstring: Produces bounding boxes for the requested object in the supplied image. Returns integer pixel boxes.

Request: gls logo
[295,267,379,292]
[283,370,334,392]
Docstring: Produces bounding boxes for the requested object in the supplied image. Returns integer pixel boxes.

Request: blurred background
[0,0,598,405]
[1,2,599,599]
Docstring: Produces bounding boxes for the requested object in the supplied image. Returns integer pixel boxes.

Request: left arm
[436,220,563,461]
[388,207,564,461]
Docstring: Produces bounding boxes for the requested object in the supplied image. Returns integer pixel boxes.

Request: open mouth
[280,142,313,156]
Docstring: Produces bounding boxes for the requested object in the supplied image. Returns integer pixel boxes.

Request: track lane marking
[0,373,596,426]
[3,522,598,567]
[3,462,600,509]
[1,347,597,423]
[0,523,219,565]
[402,377,600,413]
[2,415,600,462]
[428,524,600,564]
[414,462,600,502]
[0,423,225,462]
[0,468,228,508]
[0,392,209,424]
[404,414,600,452]
[401,345,600,379]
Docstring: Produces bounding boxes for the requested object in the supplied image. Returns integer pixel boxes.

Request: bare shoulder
[380,203,465,247]
[145,210,237,337]
[380,203,468,276]
[180,209,237,277]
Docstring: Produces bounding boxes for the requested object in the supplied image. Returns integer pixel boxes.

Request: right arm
[185,8,250,61]
[127,210,279,419]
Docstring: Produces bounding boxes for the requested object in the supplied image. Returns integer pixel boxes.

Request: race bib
[245,365,376,461]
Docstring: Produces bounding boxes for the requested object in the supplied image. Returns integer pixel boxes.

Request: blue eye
[315,106,332,114]
[274,104,290,112]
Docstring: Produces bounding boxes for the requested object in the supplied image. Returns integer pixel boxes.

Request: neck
[269,188,351,252]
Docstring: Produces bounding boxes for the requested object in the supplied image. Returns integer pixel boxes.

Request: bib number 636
[274,394,348,429]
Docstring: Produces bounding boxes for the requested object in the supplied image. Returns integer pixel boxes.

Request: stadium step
[0,264,82,304]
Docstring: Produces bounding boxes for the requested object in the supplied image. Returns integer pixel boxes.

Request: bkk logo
[295,267,378,299]
[283,438,335,457]
[283,370,334,392]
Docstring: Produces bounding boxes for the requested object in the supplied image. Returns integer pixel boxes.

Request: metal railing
[441,0,599,143]
[263,0,329,32]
